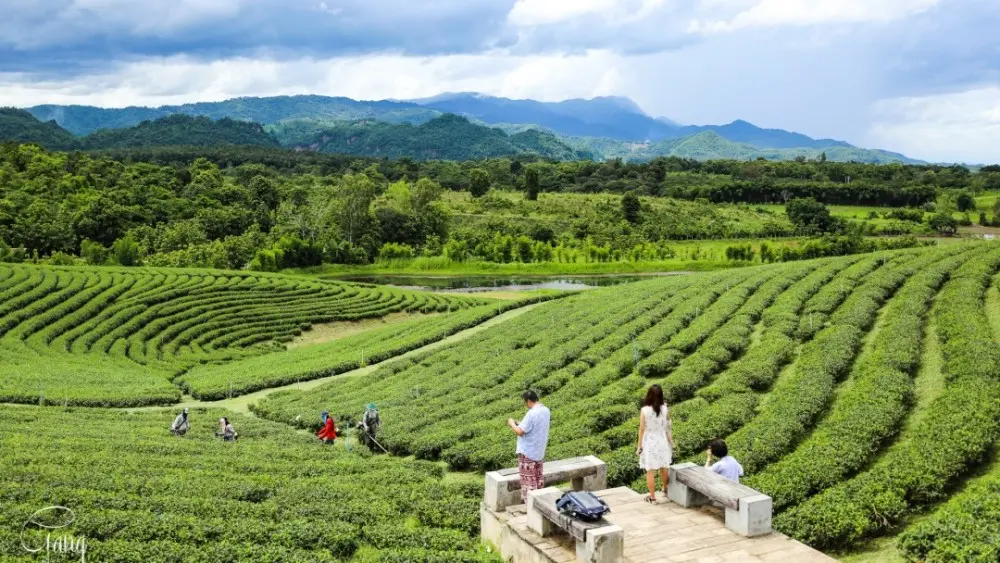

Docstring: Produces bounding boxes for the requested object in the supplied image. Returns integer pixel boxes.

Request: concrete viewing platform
[483,486,837,563]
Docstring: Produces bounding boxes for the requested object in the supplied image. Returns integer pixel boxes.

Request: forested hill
[0,112,279,150]
[29,95,438,136]
[412,93,854,150]
[80,115,279,149]
[271,114,591,161]
[0,110,587,161]
[0,108,77,150]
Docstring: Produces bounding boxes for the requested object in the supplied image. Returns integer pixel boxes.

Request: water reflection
[334,274,678,293]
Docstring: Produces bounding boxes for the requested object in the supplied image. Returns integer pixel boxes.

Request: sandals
[644,495,657,504]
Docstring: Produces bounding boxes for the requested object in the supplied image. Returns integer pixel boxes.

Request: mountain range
[8,93,922,163]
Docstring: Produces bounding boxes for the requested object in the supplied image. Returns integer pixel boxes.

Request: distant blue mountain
[25,92,883,156]
[676,120,853,150]
[409,92,676,141]
[409,93,854,149]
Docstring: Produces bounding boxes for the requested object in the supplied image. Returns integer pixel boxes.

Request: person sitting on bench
[705,439,744,483]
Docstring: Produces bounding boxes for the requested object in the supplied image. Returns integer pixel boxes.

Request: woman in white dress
[636,384,675,503]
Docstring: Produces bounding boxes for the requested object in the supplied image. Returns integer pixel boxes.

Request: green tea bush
[776,248,1000,549]
[0,407,499,562]
[0,262,490,406]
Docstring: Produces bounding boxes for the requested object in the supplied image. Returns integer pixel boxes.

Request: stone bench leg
[579,455,607,491]
[667,463,711,508]
[725,494,772,537]
[526,487,563,537]
[576,525,624,563]
[485,470,521,512]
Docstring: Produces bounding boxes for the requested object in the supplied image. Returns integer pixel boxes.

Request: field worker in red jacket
[316,410,338,444]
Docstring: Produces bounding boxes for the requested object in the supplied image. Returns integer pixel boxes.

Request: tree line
[0,143,985,269]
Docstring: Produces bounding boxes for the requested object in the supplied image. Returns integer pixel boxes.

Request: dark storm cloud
[0,0,519,73]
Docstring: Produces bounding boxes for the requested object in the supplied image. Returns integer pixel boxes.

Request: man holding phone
[507,390,551,503]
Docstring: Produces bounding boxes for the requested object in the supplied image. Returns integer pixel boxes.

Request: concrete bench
[484,455,607,511]
[527,487,623,562]
[667,462,772,537]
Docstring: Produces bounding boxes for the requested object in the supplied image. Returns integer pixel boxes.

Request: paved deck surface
[504,486,837,562]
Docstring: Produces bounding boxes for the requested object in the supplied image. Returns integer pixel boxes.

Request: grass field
[4,243,1000,561]
[762,196,1000,233]
[293,237,923,278]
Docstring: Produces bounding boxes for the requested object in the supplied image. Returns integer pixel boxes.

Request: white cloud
[70,0,244,32]
[507,0,667,27]
[867,86,1000,163]
[0,51,625,108]
[507,0,617,26]
[690,0,941,34]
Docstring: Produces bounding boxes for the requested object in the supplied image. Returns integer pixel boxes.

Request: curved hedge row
[721,249,945,473]
[747,246,980,510]
[775,248,1000,549]
[897,460,1000,562]
[0,263,490,406]
[180,303,535,400]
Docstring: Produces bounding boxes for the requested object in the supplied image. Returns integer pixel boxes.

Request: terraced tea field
[4,244,1000,561]
[0,264,495,406]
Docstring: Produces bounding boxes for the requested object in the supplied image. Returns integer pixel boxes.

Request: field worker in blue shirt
[507,390,551,503]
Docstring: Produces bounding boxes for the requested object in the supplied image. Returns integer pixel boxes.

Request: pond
[334,273,686,293]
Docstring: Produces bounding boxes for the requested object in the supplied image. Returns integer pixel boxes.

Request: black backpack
[556,491,610,522]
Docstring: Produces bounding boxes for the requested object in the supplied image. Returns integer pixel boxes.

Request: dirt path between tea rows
[126,303,540,414]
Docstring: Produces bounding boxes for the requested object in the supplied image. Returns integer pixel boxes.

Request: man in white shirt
[507,390,551,503]
[705,439,744,482]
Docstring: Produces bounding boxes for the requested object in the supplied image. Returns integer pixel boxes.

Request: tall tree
[525,167,540,201]
[786,197,838,234]
[469,169,490,198]
[622,191,641,224]
[956,191,976,212]
[333,173,378,245]
[412,178,443,213]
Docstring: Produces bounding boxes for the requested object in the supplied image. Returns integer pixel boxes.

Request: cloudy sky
[1,0,998,162]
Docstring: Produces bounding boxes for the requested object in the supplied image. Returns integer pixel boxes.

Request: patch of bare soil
[287,312,440,349]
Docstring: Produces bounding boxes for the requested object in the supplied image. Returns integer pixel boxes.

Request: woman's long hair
[643,384,665,417]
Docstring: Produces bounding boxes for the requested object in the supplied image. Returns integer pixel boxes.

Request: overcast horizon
[2,0,998,163]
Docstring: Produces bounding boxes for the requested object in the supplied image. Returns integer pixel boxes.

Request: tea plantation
[4,244,1000,560]
[0,263,492,406]
[0,407,498,562]
[255,242,1000,560]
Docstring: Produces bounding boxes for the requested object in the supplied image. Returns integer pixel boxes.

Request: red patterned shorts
[518,454,545,502]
